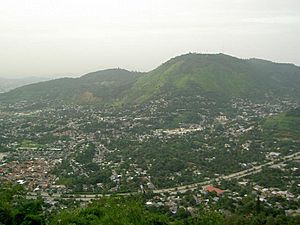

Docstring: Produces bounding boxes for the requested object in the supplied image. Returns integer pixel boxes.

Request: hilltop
[1,53,300,105]
[121,53,300,104]
[0,76,49,93]
[0,69,141,104]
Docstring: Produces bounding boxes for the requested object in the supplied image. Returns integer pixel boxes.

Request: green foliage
[0,69,141,104]
[264,107,300,139]
[188,210,224,225]
[0,184,45,225]
[0,184,299,225]
[49,196,170,225]
[121,53,300,104]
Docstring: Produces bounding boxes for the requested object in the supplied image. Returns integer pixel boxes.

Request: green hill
[120,53,300,104]
[1,53,300,105]
[0,69,141,104]
[264,107,300,139]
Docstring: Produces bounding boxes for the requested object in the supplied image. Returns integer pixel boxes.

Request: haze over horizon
[1,0,300,78]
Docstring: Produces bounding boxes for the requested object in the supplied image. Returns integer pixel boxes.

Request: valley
[0,93,299,215]
[0,53,299,223]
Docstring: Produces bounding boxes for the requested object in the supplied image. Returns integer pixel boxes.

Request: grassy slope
[264,107,300,139]
[120,53,300,104]
[0,69,141,104]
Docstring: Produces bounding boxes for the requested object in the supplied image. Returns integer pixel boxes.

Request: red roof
[205,186,225,195]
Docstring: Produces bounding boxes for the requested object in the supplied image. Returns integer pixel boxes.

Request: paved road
[27,151,300,201]
[153,151,300,194]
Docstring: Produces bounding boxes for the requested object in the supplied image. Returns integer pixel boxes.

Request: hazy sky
[1,0,300,78]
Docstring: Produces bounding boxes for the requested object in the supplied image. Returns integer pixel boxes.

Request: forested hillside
[1,53,300,106]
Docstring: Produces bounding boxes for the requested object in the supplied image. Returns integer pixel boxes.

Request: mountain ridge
[0,76,50,93]
[1,53,300,105]
[119,53,300,104]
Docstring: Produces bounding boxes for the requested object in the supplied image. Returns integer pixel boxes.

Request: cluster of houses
[0,157,63,192]
[0,96,298,214]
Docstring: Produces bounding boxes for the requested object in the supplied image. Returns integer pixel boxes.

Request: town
[0,94,299,215]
